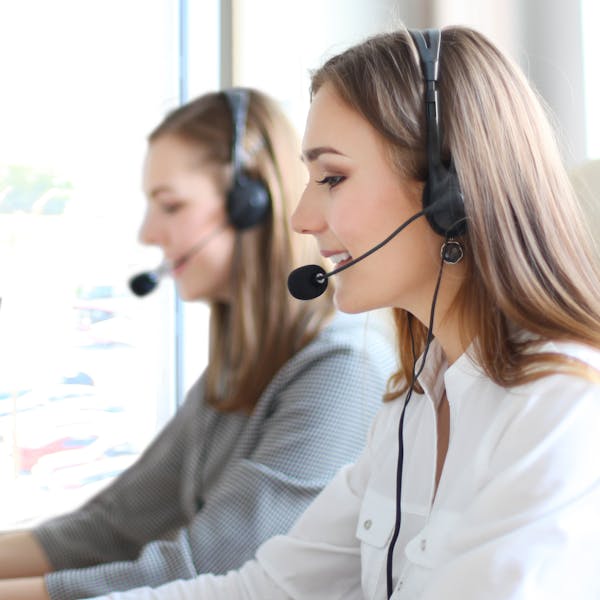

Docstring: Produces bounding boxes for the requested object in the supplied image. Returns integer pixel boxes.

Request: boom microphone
[128,222,226,297]
[287,209,428,300]
[129,263,169,297]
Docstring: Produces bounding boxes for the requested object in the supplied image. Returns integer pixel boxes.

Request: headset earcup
[227,173,271,230]
[409,29,467,240]
[423,166,466,237]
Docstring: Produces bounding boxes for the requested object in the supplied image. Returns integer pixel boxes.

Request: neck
[433,316,472,365]
[412,261,472,365]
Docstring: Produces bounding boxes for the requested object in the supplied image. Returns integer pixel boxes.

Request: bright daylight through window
[582,0,600,158]
[0,1,183,529]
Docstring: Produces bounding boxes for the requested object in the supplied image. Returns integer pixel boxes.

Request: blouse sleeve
[78,467,364,600]
[42,316,396,599]
[35,379,207,598]
[35,378,206,567]
[79,403,395,600]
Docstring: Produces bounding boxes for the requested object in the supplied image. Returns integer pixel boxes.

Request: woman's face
[140,134,236,302]
[292,83,455,321]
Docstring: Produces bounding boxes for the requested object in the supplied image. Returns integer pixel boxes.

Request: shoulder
[485,342,600,474]
[171,371,207,418]
[513,340,600,405]
[275,312,395,390]
[442,340,600,475]
[253,313,396,415]
[299,311,396,365]
[457,339,600,411]
[544,339,600,371]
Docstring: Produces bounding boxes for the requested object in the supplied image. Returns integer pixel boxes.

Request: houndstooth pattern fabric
[35,312,396,599]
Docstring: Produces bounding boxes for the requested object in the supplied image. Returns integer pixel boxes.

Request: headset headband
[223,88,249,175]
[408,28,467,238]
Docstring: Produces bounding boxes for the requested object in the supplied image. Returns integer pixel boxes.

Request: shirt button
[420,538,427,551]
[363,519,372,530]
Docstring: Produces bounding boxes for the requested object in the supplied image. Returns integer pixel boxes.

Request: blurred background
[0,0,597,529]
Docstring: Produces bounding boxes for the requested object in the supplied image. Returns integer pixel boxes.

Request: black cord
[385,247,446,598]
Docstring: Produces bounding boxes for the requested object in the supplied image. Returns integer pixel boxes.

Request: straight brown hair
[150,89,334,412]
[310,27,600,398]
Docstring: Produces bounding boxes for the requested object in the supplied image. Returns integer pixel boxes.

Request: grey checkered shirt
[35,312,396,599]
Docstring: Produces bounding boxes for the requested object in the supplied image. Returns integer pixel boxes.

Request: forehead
[302,83,384,160]
[145,135,202,170]
[142,136,219,195]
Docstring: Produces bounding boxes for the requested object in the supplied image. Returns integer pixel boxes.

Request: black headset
[222,88,271,230]
[385,30,467,599]
[408,29,466,238]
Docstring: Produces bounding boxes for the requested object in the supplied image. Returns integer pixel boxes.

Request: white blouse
[84,340,600,600]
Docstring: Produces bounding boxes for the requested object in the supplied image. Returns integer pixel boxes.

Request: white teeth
[329,251,351,265]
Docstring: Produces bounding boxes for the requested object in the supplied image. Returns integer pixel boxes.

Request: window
[233,0,397,134]
[0,0,219,529]
[582,0,600,158]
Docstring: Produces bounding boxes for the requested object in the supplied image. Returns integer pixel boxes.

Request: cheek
[341,223,439,303]
[178,235,235,302]
[211,233,236,272]
[328,201,364,250]
[193,231,236,279]
[333,190,406,246]
[168,213,203,248]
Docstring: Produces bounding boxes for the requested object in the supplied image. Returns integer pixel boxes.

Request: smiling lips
[168,253,190,277]
[170,244,200,275]
[325,251,353,269]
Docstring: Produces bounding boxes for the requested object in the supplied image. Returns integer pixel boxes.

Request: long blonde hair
[311,27,600,397]
[150,89,334,411]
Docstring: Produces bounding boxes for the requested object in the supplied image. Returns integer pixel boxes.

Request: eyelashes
[315,175,346,189]
[159,200,185,215]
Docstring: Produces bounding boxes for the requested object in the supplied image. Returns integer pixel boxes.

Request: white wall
[230,0,591,167]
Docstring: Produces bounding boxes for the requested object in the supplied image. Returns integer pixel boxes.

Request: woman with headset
[0,88,395,599]
[76,25,600,600]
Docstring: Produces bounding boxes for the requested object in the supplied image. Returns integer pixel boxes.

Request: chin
[333,289,381,315]
[176,284,201,302]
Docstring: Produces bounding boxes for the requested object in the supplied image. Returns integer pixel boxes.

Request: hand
[0,531,51,579]
[0,577,50,600]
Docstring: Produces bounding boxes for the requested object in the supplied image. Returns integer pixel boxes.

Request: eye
[161,202,183,215]
[316,175,345,189]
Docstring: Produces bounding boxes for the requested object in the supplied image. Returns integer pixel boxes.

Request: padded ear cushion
[227,172,270,230]
[223,88,271,230]
[423,165,466,237]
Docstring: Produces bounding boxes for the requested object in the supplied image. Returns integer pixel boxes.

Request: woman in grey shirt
[0,88,394,600]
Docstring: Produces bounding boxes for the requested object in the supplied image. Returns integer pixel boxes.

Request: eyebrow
[301,146,346,162]
[148,184,174,199]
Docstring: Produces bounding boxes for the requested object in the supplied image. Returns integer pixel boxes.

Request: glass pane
[582,0,600,158]
[235,0,395,133]
[0,0,180,529]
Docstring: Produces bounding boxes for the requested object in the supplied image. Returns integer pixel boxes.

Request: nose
[291,185,326,236]
[138,207,162,246]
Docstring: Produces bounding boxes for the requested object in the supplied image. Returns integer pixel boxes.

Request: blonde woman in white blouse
[81,26,600,600]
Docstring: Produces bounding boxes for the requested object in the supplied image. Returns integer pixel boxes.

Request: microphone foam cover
[287,264,328,300]
[129,272,159,297]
